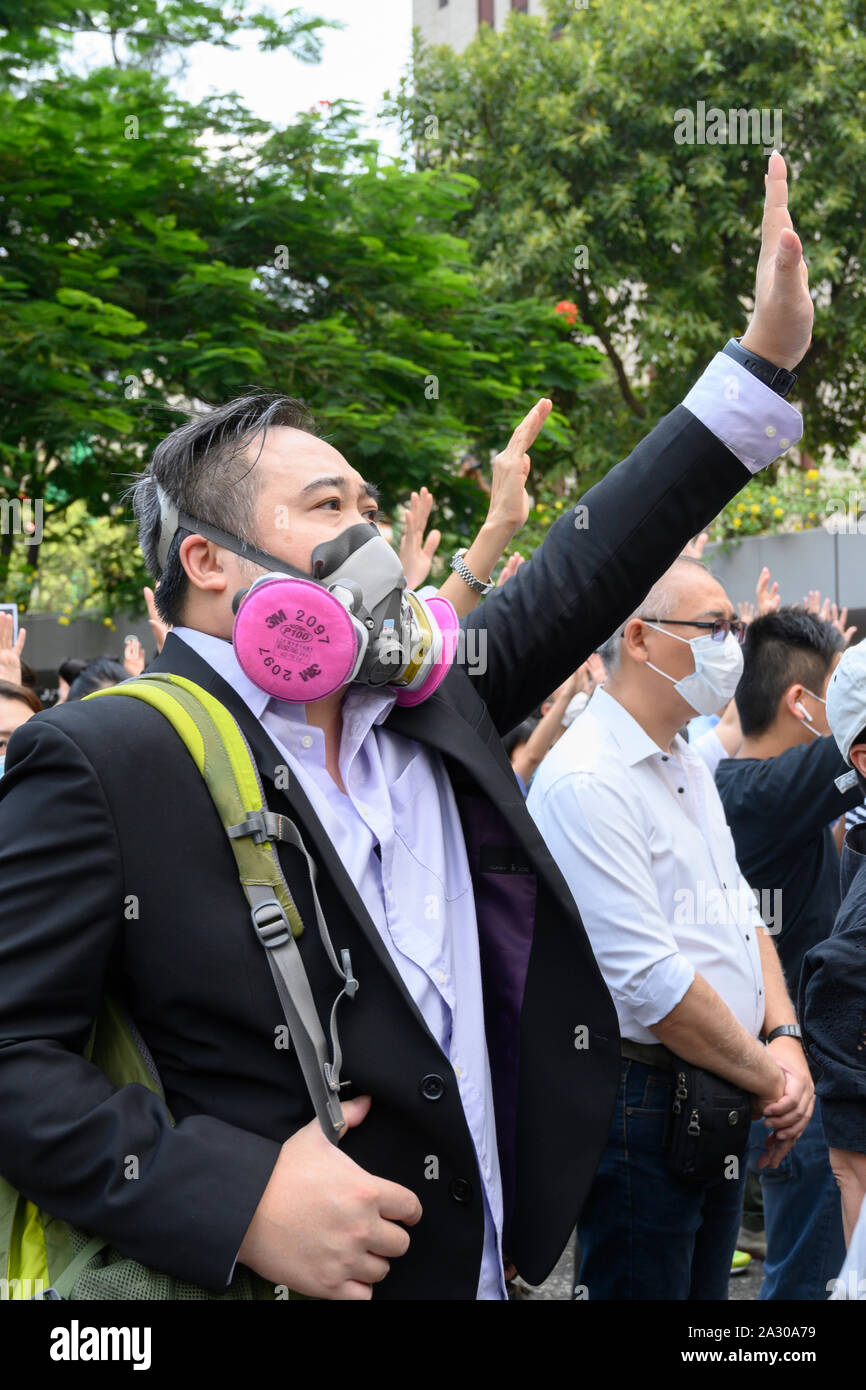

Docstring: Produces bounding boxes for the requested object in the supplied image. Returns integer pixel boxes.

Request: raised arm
[460,151,814,736]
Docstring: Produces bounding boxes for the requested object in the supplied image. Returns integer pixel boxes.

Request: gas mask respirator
[154,482,459,706]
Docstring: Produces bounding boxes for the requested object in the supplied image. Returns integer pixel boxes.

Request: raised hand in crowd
[496,552,525,587]
[756,565,781,615]
[435,398,552,619]
[802,588,821,614]
[585,651,607,688]
[510,668,583,787]
[738,600,756,625]
[0,613,26,687]
[802,590,857,645]
[680,531,709,560]
[122,636,146,678]
[399,487,441,591]
[458,453,492,497]
[144,585,171,654]
[820,597,857,646]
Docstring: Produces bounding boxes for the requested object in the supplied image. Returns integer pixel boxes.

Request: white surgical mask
[561,691,589,728]
[796,688,826,738]
[644,623,744,717]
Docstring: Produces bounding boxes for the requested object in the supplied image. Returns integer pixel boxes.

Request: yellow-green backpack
[0,673,356,1300]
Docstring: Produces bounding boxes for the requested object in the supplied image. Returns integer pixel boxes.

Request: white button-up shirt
[172,626,506,1299]
[527,687,765,1044]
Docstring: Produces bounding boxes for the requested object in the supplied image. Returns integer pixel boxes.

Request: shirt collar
[171,625,397,730]
[590,685,689,767]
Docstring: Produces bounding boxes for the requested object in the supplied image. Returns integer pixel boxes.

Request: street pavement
[509,1231,763,1300]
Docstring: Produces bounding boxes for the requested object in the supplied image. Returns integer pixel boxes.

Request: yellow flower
[794,523,802,531]
[62,605,72,615]
[554,499,564,510]
[750,504,760,514]
[808,512,815,520]
[769,495,777,504]
[58,616,70,626]
[736,502,746,512]
[103,617,114,628]
[732,517,742,528]
[805,468,819,480]
[774,507,783,518]
[804,487,812,495]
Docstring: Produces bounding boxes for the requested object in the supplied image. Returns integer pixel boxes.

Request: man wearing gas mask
[0,153,813,1300]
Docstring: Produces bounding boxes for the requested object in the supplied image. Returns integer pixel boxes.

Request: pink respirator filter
[233,575,362,702]
[393,595,460,707]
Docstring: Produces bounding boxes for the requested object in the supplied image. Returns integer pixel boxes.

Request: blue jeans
[576,1058,748,1300]
[748,1098,845,1301]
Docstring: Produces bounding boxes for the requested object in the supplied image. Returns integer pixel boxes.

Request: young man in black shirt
[716,608,862,1299]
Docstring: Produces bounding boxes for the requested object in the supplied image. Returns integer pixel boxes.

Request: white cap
[826,638,866,788]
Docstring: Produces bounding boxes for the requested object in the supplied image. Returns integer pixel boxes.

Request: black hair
[126,392,318,627]
[58,657,89,686]
[735,607,844,737]
[502,717,539,759]
[66,658,129,702]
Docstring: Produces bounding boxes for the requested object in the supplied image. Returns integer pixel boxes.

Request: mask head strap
[152,479,308,580]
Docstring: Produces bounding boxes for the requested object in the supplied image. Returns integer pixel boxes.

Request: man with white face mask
[528,557,814,1300]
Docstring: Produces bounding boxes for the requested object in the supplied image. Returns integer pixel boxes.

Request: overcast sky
[72,1,415,159]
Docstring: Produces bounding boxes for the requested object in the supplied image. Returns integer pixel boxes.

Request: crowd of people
[3,489,864,1304]
[0,152,864,1306]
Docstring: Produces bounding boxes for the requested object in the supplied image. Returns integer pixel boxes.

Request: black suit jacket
[0,404,754,1298]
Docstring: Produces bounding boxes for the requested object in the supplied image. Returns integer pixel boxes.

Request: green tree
[0,0,602,617]
[394,0,866,494]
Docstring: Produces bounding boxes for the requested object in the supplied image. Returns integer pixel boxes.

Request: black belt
[621,1038,676,1071]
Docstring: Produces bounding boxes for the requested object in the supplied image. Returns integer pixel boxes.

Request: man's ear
[783,683,806,720]
[850,744,866,780]
[622,617,648,664]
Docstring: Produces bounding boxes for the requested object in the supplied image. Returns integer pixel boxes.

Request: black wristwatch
[721,337,798,398]
[764,1024,803,1044]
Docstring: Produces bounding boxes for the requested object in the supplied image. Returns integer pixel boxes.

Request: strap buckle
[229,810,290,845]
[251,898,292,949]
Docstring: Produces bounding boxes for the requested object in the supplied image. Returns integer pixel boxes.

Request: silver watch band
[450,548,493,595]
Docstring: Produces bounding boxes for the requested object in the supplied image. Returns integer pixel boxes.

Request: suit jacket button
[449,1177,473,1204]
[420,1074,446,1101]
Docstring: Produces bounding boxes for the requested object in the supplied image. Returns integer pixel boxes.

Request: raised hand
[122,635,146,677]
[487,398,553,536]
[740,151,813,372]
[496,552,525,587]
[399,487,441,591]
[144,586,171,654]
[681,532,709,560]
[826,600,858,646]
[756,566,781,616]
[802,588,821,615]
[738,599,756,625]
[0,612,26,685]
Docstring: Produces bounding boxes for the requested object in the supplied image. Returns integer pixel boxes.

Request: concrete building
[413,0,547,53]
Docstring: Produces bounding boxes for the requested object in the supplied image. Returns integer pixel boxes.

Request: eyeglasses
[641,617,748,645]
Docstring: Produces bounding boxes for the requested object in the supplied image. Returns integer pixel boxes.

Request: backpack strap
[85,673,356,1143]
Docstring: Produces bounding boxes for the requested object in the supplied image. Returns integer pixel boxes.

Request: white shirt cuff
[627,951,696,1030]
[682,351,803,473]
